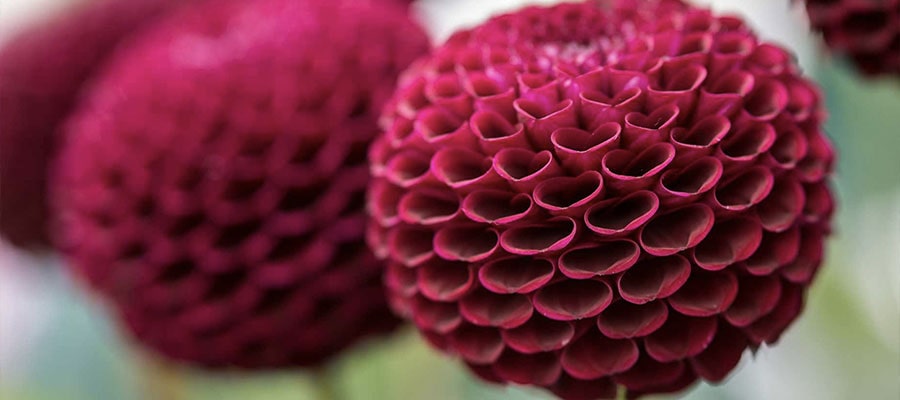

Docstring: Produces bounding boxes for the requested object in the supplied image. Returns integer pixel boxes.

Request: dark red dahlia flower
[53,0,429,368]
[369,1,835,398]
[804,0,900,76]
[0,0,192,250]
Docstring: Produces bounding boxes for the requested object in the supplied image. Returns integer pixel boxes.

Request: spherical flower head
[53,0,429,368]
[804,0,900,76]
[0,0,191,250]
[369,1,835,398]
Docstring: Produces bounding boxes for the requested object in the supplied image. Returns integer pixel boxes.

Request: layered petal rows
[53,0,429,368]
[369,1,835,398]
[805,0,900,76]
[0,0,191,250]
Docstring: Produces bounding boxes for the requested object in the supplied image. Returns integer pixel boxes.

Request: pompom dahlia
[0,0,191,250]
[804,0,900,76]
[53,0,429,368]
[369,1,835,398]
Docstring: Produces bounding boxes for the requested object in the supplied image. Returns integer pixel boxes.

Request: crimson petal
[561,332,639,379]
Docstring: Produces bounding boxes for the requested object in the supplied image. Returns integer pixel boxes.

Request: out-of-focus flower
[53,0,429,368]
[804,0,900,76]
[369,1,835,398]
[0,0,192,251]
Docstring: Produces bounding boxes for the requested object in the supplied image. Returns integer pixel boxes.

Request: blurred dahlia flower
[53,0,429,368]
[0,0,190,250]
[804,0,900,76]
[369,1,835,398]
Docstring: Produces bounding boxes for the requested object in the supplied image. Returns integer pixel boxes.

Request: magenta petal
[415,106,474,147]
[473,88,519,123]
[459,288,533,329]
[533,171,605,216]
[514,98,578,150]
[712,166,774,212]
[561,332,639,379]
[746,43,791,75]
[602,143,676,193]
[551,123,621,173]
[369,180,404,227]
[667,270,739,317]
[558,240,640,279]
[596,300,668,339]
[741,78,788,121]
[533,279,613,321]
[614,354,685,391]
[433,226,499,262]
[417,259,475,301]
[448,324,505,364]
[784,76,820,121]
[493,350,562,385]
[421,329,451,352]
[718,123,776,165]
[780,226,825,284]
[384,262,418,298]
[725,274,782,327]
[757,176,805,232]
[646,64,707,114]
[463,71,513,102]
[639,204,714,256]
[386,150,433,188]
[743,282,803,345]
[622,104,681,148]
[394,77,429,121]
[765,127,808,169]
[689,323,748,382]
[388,226,435,267]
[802,181,835,224]
[618,255,691,304]
[470,110,529,155]
[426,73,465,99]
[585,190,659,236]
[671,115,731,161]
[695,70,754,117]
[744,225,801,276]
[692,217,763,270]
[424,77,474,119]
[624,364,698,399]
[797,134,834,183]
[708,32,754,77]
[466,361,504,384]
[461,190,534,225]
[501,315,575,354]
[645,313,718,363]
[658,157,723,206]
[431,147,500,192]
[493,148,563,192]
[398,189,460,225]
[479,256,555,294]
[517,72,558,101]
[576,67,647,127]
[500,217,577,255]
[411,295,463,334]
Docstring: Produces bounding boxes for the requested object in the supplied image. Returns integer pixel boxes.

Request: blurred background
[0,0,897,399]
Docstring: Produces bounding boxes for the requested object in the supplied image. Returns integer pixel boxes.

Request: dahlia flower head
[805,0,900,76]
[53,0,429,368]
[369,1,835,398]
[0,0,189,250]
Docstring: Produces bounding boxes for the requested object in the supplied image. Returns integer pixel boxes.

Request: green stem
[312,367,341,400]
[141,356,186,400]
